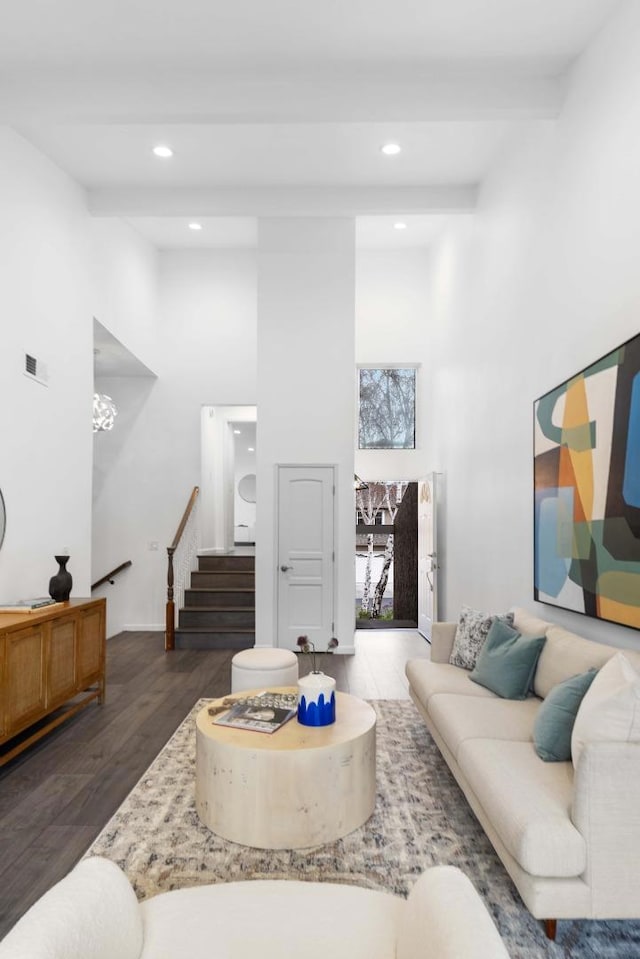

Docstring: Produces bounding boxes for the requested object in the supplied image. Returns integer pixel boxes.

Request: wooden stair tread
[181,605,255,612]
[193,569,253,574]
[187,587,254,593]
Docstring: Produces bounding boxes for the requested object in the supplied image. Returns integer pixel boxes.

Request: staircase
[174,553,255,650]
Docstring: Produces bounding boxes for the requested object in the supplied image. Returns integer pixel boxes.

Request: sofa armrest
[429,622,458,663]
[0,857,143,959]
[396,866,509,959]
[572,741,640,917]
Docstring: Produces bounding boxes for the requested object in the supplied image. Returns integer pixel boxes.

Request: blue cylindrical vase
[297,672,336,726]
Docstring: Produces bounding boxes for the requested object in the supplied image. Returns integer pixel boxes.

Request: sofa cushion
[428,694,540,760]
[533,625,615,699]
[406,659,497,711]
[571,652,640,769]
[449,606,514,670]
[457,739,586,878]
[533,669,598,762]
[139,880,402,959]
[511,607,551,639]
[470,620,545,700]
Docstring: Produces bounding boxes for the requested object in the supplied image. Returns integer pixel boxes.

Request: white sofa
[406,607,640,938]
[0,856,510,959]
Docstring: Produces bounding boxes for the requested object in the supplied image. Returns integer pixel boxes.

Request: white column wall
[90,221,159,637]
[427,0,640,649]
[0,128,93,601]
[256,219,356,651]
[355,249,432,481]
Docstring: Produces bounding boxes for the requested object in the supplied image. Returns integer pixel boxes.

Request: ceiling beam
[88,184,478,217]
[1,70,562,124]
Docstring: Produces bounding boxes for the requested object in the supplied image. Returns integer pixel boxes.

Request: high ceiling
[3,0,620,250]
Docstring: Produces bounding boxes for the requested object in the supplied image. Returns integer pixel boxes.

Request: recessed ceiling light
[394,222,407,230]
[189,222,202,231]
[248,447,255,452]
[381,143,402,156]
[233,429,241,435]
[152,145,173,158]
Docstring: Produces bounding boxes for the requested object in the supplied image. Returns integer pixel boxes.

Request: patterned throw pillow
[449,605,515,670]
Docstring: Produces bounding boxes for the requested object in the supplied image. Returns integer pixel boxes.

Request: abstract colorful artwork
[534,333,640,630]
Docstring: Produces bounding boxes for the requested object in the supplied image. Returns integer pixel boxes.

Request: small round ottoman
[231,647,299,693]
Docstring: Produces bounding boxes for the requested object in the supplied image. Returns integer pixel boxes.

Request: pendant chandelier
[93,393,118,432]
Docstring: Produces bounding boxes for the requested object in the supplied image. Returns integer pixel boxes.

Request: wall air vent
[24,352,49,387]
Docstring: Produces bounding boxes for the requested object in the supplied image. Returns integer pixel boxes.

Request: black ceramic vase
[49,555,73,602]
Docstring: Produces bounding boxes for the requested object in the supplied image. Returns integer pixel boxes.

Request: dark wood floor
[0,628,429,938]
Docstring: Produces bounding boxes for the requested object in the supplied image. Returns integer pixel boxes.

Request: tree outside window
[358,367,416,450]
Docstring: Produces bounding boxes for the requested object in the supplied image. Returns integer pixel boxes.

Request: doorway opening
[355,481,418,629]
[200,405,256,553]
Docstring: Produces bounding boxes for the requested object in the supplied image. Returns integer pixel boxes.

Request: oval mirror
[0,488,5,551]
[238,473,257,504]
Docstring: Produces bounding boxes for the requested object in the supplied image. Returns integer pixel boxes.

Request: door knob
[280,564,293,572]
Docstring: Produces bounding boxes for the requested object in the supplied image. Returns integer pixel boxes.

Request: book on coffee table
[212,691,298,734]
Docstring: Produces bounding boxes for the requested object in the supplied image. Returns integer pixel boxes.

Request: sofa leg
[544,919,557,940]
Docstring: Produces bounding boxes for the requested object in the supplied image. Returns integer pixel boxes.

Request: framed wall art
[533,332,640,630]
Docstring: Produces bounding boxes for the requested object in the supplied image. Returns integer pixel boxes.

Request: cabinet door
[5,625,46,736]
[77,606,105,687]
[46,617,77,707]
[0,635,6,738]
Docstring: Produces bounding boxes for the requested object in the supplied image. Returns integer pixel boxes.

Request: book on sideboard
[0,598,63,613]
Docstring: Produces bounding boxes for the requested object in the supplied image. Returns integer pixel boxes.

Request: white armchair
[0,857,510,959]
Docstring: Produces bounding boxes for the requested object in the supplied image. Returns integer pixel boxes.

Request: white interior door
[418,473,439,639]
[277,466,335,651]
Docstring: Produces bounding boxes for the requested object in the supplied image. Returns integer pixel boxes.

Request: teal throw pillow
[533,669,598,762]
[470,619,546,700]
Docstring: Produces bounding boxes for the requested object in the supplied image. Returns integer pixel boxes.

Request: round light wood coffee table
[195,688,376,849]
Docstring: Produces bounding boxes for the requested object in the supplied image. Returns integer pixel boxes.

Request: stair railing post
[166,546,176,651]
[165,486,200,652]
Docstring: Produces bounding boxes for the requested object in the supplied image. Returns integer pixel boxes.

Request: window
[358,367,416,449]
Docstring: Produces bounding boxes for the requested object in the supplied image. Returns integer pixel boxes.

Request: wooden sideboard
[0,597,106,766]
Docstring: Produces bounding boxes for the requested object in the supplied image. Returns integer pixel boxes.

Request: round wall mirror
[238,473,257,503]
[0,488,6,551]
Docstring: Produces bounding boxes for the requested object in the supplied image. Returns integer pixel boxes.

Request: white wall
[90,220,160,370]
[92,250,256,633]
[427,0,640,650]
[0,128,93,602]
[355,249,432,481]
[256,219,356,651]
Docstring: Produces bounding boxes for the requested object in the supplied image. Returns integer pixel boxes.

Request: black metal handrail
[91,560,132,591]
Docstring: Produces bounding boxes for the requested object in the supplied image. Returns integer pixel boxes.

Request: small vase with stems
[296,635,339,726]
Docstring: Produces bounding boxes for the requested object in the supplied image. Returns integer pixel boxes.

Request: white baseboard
[122,623,165,632]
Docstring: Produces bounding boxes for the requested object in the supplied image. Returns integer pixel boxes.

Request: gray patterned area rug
[87,699,639,959]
